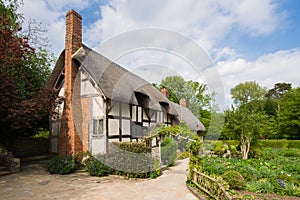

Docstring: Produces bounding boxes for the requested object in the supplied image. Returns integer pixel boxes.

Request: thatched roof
[50,45,205,131]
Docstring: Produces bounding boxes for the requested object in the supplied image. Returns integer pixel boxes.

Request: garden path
[0,158,199,200]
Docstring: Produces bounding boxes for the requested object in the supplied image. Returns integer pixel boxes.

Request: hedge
[258,140,300,149]
[107,142,152,178]
[206,140,300,149]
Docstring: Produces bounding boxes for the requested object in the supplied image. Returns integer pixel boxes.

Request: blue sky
[20,0,300,108]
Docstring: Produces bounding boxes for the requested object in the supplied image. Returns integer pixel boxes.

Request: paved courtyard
[0,158,198,200]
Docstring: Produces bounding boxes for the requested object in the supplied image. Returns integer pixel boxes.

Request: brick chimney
[161,86,169,98]
[179,98,186,107]
[59,10,82,156]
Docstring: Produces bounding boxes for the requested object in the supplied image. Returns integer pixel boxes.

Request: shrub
[187,138,201,156]
[246,181,258,192]
[288,140,300,149]
[47,155,79,174]
[258,140,300,149]
[256,179,274,193]
[161,137,178,166]
[177,151,189,160]
[107,142,152,178]
[237,165,259,181]
[84,154,111,177]
[212,141,227,155]
[276,174,299,186]
[248,143,263,158]
[229,145,241,158]
[150,157,161,179]
[283,183,300,197]
[258,166,276,179]
[222,170,246,190]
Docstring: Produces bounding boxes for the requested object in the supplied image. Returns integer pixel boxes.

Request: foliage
[150,157,161,179]
[222,170,246,190]
[0,0,55,138]
[280,88,300,139]
[155,75,214,135]
[107,142,151,178]
[84,153,111,177]
[31,128,49,139]
[258,140,300,149]
[187,138,201,156]
[177,151,189,159]
[160,76,213,113]
[161,137,178,166]
[248,142,263,158]
[230,81,267,106]
[212,141,227,155]
[47,155,80,174]
[224,105,268,159]
[197,147,300,197]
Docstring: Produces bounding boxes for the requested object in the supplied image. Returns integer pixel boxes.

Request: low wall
[6,137,49,158]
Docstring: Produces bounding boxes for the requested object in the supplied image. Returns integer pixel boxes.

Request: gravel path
[0,159,198,200]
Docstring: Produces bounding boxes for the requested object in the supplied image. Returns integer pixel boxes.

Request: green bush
[150,157,161,179]
[177,151,189,159]
[258,140,300,149]
[84,154,111,177]
[161,137,178,166]
[237,165,259,181]
[276,174,299,186]
[212,141,227,155]
[248,143,263,158]
[283,183,300,197]
[107,142,152,178]
[47,155,79,174]
[258,166,276,179]
[222,170,246,190]
[288,140,300,149]
[257,179,274,193]
[247,179,274,193]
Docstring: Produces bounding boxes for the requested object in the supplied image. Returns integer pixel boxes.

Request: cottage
[48,10,205,156]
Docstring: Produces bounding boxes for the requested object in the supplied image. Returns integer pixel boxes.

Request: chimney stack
[161,86,169,98]
[60,10,82,156]
[180,98,186,107]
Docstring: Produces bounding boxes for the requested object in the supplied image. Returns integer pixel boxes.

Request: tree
[224,105,268,159]
[227,82,268,159]
[280,87,300,139]
[0,0,54,139]
[266,82,292,137]
[157,76,214,136]
[160,75,213,116]
[231,81,267,106]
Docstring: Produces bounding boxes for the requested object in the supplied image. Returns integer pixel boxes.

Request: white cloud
[18,0,298,109]
[217,49,300,107]
[85,0,285,52]
[218,0,286,35]
[20,0,95,56]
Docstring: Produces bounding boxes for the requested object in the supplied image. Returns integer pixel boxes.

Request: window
[93,119,103,135]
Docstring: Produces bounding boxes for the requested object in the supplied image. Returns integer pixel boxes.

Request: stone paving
[0,159,198,200]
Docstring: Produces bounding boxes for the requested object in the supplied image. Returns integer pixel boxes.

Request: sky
[19,0,300,110]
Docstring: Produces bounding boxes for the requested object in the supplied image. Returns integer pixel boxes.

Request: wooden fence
[191,169,232,200]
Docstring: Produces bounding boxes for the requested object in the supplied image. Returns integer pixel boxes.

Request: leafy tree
[231,81,267,106]
[266,82,292,137]
[160,76,213,114]
[224,105,268,159]
[280,87,300,139]
[0,0,54,139]
[157,75,215,136]
[226,82,268,159]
